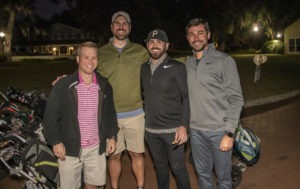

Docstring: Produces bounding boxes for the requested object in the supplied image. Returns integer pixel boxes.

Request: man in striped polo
[44,42,119,189]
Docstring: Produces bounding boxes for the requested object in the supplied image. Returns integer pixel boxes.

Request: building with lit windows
[284,19,300,54]
[12,23,98,56]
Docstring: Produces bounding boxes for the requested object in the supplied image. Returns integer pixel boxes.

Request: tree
[1,0,34,61]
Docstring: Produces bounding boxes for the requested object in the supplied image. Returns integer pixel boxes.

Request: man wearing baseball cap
[98,11,149,189]
[144,29,169,43]
[141,29,191,189]
[111,11,131,24]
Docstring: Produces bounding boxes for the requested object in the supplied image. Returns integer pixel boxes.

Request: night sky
[34,0,68,20]
[9,0,300,49]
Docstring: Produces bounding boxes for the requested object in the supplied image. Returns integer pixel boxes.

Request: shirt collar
[78,72,98,84]
[148,52,167,65]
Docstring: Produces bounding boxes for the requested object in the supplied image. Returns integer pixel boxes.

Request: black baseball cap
[144,29,169,43]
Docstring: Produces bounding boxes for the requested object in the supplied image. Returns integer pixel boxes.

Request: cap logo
[152,31,158,37]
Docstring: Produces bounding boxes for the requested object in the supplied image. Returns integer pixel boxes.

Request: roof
[285,18,300,31]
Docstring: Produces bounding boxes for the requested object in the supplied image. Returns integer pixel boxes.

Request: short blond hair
[76,41,98,56]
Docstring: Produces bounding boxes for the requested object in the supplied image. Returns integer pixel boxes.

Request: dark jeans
[145,131,190,189]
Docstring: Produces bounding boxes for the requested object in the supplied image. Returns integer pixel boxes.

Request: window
[296,39,300,51]
[289,39,295,52]
[60,46,67,54]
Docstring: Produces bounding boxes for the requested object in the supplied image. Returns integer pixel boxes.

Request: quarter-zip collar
[192,43,215,66]
[148,53,167,74]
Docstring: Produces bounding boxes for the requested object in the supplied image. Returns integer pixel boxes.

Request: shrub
[261,40,283,54]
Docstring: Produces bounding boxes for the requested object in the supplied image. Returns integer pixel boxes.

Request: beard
[191,40,208,52]
[148,48,165,60]
[113,29,129,40]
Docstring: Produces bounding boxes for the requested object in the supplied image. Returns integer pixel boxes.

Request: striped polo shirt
[77,73,100,148]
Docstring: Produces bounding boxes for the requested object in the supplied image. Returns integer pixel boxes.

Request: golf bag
[233,123,261,166]
[22,139,59,188]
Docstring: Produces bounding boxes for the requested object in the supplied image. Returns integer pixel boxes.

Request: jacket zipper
[71,85,82,161]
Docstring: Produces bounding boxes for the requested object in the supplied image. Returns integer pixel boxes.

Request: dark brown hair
[185,18,210,34]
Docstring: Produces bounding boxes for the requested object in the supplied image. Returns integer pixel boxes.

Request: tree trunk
[4,10,16,62]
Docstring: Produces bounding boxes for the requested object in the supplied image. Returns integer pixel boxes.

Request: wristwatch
[225,131,234,138]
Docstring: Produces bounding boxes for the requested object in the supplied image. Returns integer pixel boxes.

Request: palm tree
[1,0,33,62]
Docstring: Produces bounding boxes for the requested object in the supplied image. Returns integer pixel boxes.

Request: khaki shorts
[114,113,145,154]
[58,144,106,188]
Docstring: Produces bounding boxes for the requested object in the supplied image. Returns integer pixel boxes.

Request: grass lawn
[233,54,300,100]
[0,59,77,95]
[0,54,299,101]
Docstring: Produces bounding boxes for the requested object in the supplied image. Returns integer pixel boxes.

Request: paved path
[107,95,300,189]
[236,96,300,189]
[1,96,299,189]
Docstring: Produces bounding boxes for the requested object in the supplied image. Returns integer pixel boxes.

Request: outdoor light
[52,47,58,55]
[252,24,260,50]
[0,31,5,38]
[253,25,259,32]
[69,46,74,50]
[276,33,282,38]
[0,31,5,56]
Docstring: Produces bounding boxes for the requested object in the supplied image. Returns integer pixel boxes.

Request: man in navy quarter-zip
[141,29,191,189]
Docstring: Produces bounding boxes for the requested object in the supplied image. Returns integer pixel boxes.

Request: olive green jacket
[98,41,149,113]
